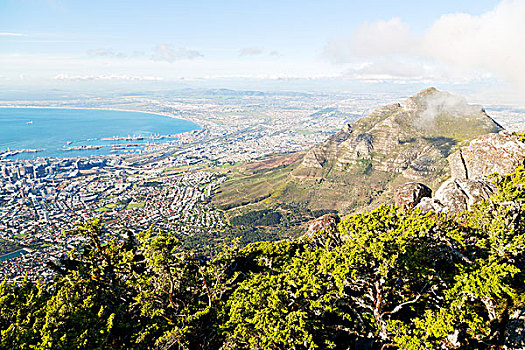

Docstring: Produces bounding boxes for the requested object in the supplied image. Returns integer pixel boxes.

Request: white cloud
[53,74,164,81]
[87,49,131,58]
[0,49,341,87]
[323,18,417,64]
[342,58,491,83]
[238,48,285,58]
[344,59,428,80]
[353,18,418,57]
[323,38,353,64]
[87,48,146,59]
[423,0,525,90]
[0,32,26,37]
[152,44,203,62]
[324,0,525,91]
[238,47,263,57]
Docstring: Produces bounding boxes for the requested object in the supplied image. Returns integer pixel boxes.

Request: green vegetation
[181,205,330,255]
[126,202,145,210]
[162,164,196,173]
[424,112,501,141]
[230,209,282,226]
[514,131,525,142]
[94,207,111,213]
[355,156,373,174]
[211,154,398,217]
[95,201,135,212]
[1,166,525,349]
[213,166,293,211]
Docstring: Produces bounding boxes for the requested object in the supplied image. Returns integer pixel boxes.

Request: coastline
[0,106,203,160]
[0,105,202,129]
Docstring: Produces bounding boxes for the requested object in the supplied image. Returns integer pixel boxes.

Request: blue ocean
[0,108,200,159]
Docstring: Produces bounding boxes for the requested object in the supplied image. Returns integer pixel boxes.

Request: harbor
[0,148,43,159]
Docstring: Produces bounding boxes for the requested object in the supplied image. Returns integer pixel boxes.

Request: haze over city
[1,0,524,104]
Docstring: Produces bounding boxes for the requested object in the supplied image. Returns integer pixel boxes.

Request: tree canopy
[1,165,525,349]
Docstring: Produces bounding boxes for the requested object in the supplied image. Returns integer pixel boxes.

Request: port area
[0,149,43,158]
[61,134,183,152]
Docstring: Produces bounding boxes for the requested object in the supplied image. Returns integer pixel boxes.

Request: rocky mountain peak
[403,87,440,109]
[297,88,502,181]
[406,87,483,114]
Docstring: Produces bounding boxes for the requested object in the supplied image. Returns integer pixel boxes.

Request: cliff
[405,130,525,214]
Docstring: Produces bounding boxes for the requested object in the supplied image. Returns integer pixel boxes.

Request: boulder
[449,131,525,180]
[415,197,446,213]
[434,178,495,214]
[394,182,432,207]
[306,214,340,236]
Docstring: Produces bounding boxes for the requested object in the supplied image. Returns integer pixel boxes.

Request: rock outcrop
[448,131,525,179]
[414,176,496,215]
[394,182,432,207]
[306,214,340,236]
[433,178,495,213]
[301,148,325,169]
[415,197,446,212]
[411,131,525,214]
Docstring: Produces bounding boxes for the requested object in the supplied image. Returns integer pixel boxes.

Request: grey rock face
[413,177,495,214]
[394,182,432,207]
[415,197,446,212]
[449,131,525,180]
[396,121,524,215]
[302,149,325,168]
[434,178,495,214]
[426,131,525,214]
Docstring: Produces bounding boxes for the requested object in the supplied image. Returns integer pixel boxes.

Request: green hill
[212,88,502,217]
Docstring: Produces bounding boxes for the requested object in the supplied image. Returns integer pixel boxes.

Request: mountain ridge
[296,87,502,179]
[213,88,504,215]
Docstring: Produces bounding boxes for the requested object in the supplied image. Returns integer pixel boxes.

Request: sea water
[0,108,200,159]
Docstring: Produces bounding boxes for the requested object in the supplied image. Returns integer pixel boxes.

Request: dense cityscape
[0,90,375,281]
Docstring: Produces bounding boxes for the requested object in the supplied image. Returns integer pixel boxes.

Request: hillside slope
[213,88,502,215]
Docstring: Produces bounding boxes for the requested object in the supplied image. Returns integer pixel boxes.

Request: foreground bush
[1,166,525,349]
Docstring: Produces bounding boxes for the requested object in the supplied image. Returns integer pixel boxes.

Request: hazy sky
[1,0,523,97]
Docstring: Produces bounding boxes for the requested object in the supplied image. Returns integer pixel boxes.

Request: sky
[1,0,524,100]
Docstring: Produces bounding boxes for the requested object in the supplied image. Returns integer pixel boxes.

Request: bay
[0,108,200,159]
